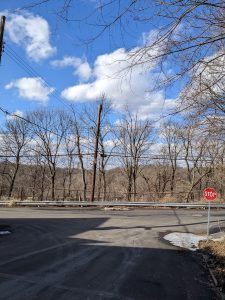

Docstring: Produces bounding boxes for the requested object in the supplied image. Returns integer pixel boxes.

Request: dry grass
[200,239,225,257]
[8,200,17,207]
[160,195,178,203]
[199,238,225,293]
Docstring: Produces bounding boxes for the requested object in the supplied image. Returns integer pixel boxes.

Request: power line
[0,149,219,162]
[0,107,221,162]
[3,47,103,135]
[0,153,95,159]
[4,44,176,128]
[0,106,93,152]
[4,44,72,109]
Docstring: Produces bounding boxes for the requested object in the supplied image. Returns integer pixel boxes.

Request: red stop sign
[203,188,217,201]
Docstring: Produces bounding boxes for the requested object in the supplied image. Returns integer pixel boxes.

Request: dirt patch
[199,238,225,294]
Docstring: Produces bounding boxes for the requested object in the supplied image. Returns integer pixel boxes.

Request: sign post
[203,188,217,240]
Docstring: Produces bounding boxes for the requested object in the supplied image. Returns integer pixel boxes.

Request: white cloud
[51,56,92,81]
[6,110,24,121]
[3,10,56,61]
[61,46,176,119]
[5,77,54,102]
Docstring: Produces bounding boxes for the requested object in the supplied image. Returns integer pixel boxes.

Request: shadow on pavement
[0,217,219,300]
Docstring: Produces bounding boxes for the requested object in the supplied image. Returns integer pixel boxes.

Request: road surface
[0,207,223,300]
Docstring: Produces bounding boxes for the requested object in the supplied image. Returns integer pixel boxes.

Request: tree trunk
[68,170,72,198]
[127,177,132,201]
[97,171,102,201]
[77,135,87,201]
[40,166,46,201]
[81,166,87,201]
[51,173,55,200]
[133,170,137,201]
[186,169,211,202]
[8,158,20,198]
[170,168,176,196]
[63,176,66,200]
[32,167,38,201]
[103,171,107,201]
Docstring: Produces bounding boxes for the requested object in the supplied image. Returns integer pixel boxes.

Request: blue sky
[0,0,181,125]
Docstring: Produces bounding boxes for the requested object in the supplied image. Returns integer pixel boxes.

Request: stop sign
[203,188,217,201]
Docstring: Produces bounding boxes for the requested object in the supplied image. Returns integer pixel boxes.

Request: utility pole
[0,16,6,64]
[90,103,103,202]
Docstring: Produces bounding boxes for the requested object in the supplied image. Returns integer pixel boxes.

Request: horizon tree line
[0,102,224,202]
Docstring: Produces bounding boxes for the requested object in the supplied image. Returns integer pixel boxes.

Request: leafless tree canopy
[21,0,225,116]
[23,1,224,70]
[0,105,224,202]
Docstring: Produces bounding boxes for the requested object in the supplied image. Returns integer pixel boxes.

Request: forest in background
[0,101,224,203]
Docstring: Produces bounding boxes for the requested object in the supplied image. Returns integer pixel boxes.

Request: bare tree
[61,120,77,199]
[152,149,171,199]
[139,155,171,201]
[114,110,153,201]
[97,128,117,201]
[80,100,113,200]
[29,109,69,200]
[70,105,88,201]
[215,142,225,199]
[29,151,41,201]
[0,116,31,198]
[161,121,182,196]
[178,120,218,201]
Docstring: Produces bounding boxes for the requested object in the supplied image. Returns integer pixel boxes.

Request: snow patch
[103,207,130,211]
[0,230,11,235]
[164,232,206,251]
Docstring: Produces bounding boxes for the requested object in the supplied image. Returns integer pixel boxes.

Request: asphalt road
[0,207,224,300]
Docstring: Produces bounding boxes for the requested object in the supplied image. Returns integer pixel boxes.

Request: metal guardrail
[0,200,225,208]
